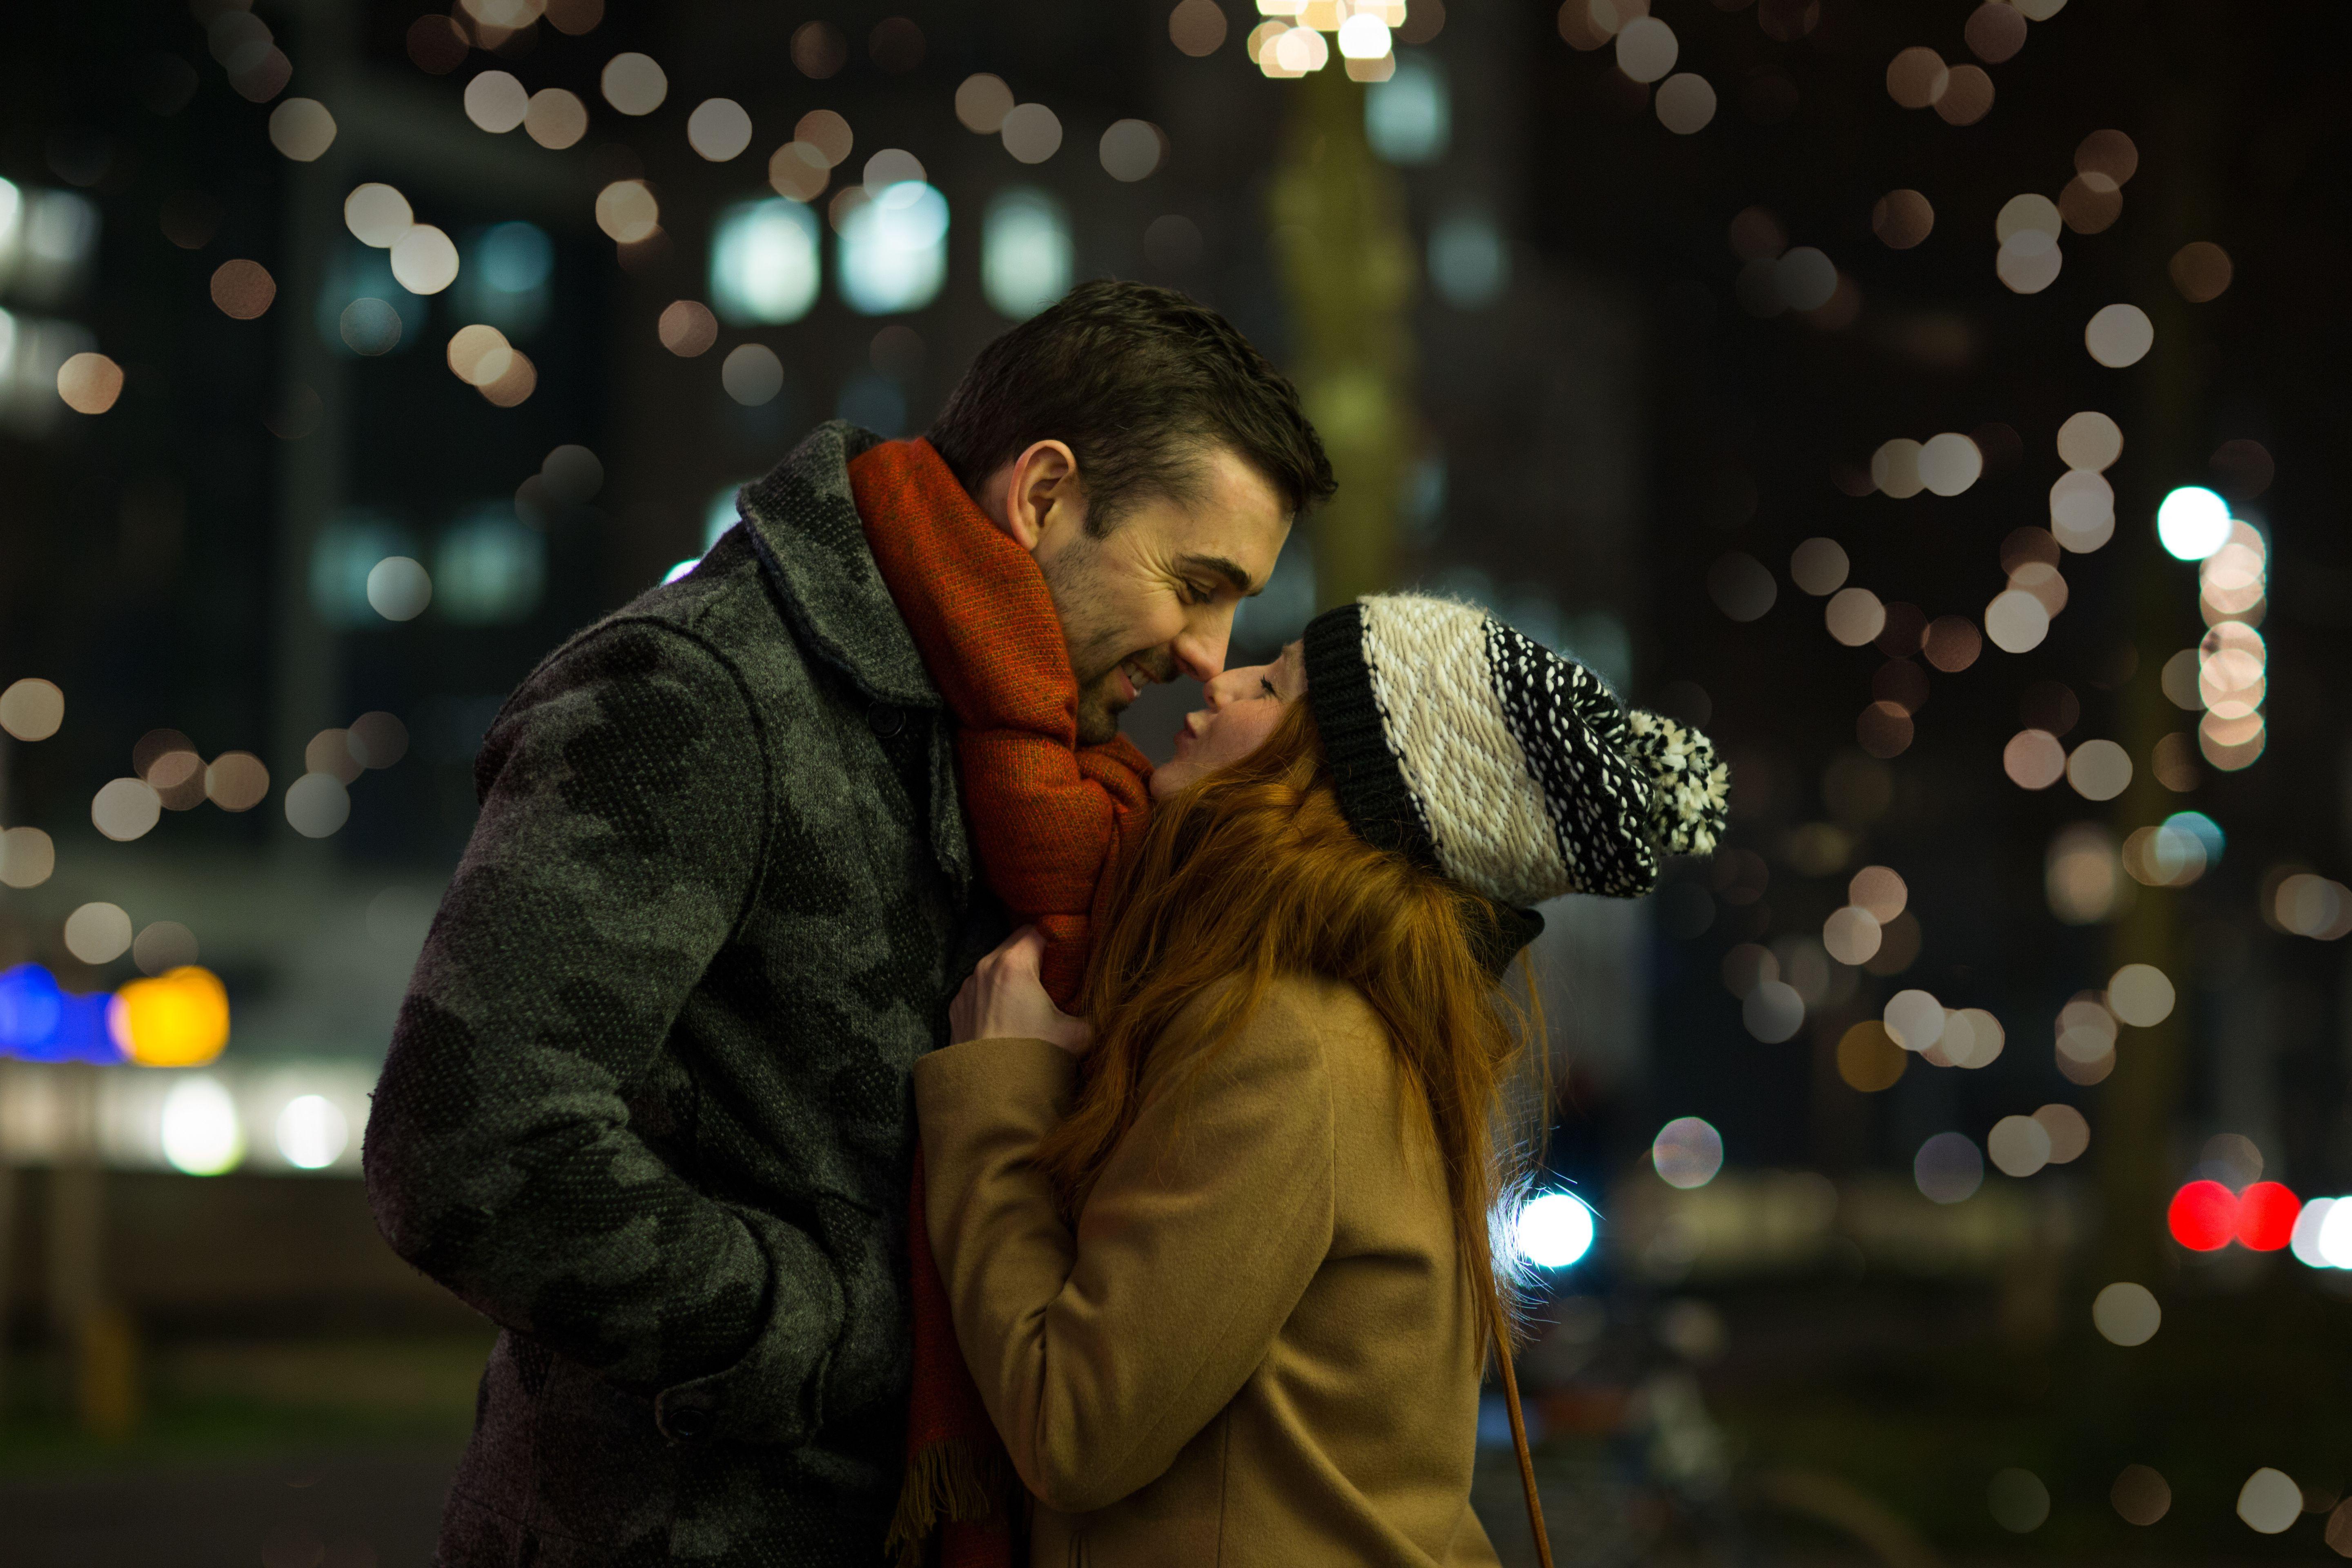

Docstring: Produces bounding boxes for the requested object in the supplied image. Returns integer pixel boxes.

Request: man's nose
[1173,609,1232,686]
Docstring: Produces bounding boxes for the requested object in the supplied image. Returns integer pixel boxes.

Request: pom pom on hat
[1626,710,1731,858]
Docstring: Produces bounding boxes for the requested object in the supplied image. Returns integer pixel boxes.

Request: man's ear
[998,439,1080,553]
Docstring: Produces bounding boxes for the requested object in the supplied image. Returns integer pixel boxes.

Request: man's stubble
[1037,535,1176,746]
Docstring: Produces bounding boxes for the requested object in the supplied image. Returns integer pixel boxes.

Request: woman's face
[1151,640,1306,800]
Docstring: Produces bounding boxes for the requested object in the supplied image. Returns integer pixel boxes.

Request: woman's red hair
[1036,700,1545,1351]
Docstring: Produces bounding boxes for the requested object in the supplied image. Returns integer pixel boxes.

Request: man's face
[1030,447,1291,744]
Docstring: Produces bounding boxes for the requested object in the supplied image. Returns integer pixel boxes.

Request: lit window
[458,220,554,336]
[311,514,419,628]
[436,508,546,625]
[1430,212,1507,308]
[0,182,101,307]
[1367,54,1449,165]
[982,188,1069,320]
[0,304,95,437]
[712,198,820,325]
[840,182,949,315]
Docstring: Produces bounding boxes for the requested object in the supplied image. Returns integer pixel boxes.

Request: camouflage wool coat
[365,422,1003,1566]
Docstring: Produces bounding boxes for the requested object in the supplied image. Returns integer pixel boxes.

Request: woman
[916,594,1727,1566]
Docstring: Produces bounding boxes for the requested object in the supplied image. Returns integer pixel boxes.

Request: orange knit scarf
[851,438,1154,1568]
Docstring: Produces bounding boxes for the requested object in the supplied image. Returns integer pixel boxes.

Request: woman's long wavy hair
[1035,699,1546,1352]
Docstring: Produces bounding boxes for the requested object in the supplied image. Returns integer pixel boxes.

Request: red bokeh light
[2167,1179,2237,1251]
[2235,1181,2299,1252]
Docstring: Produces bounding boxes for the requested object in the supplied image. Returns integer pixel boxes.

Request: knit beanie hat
[1302,595,1729,909]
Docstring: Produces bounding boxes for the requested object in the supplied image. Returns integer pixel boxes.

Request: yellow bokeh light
[110,965,232,1068]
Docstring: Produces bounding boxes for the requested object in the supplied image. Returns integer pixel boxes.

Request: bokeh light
[2034,1104,2090,1163]
[464,70,530,134]
[0,826,55,889]
[65,901,134,963]
[2092,1281,2161,1344]
[284,772,352,838]
[595,180,660,245]
[2056,410,2123,472]
[524,89,590,149]
[1000,103,1064,164]
[1099,120,1167,181]
[658,299,718,356]
[2112,1465,2171,1526]
[210,258,276,319]
[91,779,162,842]
[687,98,754,162]
[56,352,123,414]
[366,556,432,620]
[267,98,337,161]
[276,1094,351,1169]
[2238,1470,2302,1535]
[1788,537,1847,595]
[111,966,231,1067]
[2085,303,2154,367]
[1653,1116,1724,1189]
[1654,73,1716,134]
[1914,1132,1982,1204]
[1983,589,2049,654]
[159,1076,244,1175]
[1515,1191,1597,1268]
[344,183,413,247]
[1995,228,2062,294]
[601,52,668,116]
[721,343,785,406]
[2065,738,2131,801]
[1884,989,1944,1052]
[389,224,460,294]
[1871,189,1933,248]
[2235,1182,2299,1252]
[2156,485,2231,560]
[0,677,65,740]
[1835,1020,1905,1091]
[1824,586,1884,647]
[2168,1180,2235,1251]
[1988,1114,2050,1177]
[2108,962,2175,1026]
[2170,240,2233,302]
[205,752,270,811]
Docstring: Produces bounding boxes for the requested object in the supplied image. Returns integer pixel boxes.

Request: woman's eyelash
[1261,678,1276,698]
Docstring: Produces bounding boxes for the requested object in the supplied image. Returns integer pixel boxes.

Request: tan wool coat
[914,973,1503,1568]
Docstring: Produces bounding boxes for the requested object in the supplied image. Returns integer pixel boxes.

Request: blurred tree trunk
[2100,20,2219,1286]
[1269,68,1417,609]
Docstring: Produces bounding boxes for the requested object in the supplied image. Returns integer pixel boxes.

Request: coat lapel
[735,420,971,894]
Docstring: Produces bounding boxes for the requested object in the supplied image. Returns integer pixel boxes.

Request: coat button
[866,704,906,738]
[666,1404,712,1441]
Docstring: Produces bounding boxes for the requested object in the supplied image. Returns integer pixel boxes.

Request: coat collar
[737,421,942,710]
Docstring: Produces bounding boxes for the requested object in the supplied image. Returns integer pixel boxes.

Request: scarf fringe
[885,1436,1016,1568]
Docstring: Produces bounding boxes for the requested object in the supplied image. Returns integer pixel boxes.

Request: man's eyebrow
[1178,553,1257,595]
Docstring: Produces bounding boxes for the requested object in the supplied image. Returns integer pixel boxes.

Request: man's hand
[950,927,1091,1055]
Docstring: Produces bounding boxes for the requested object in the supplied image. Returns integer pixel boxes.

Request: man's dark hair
[929,279,1336,534]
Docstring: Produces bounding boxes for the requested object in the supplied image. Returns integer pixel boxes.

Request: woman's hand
[950,927,1092,1055]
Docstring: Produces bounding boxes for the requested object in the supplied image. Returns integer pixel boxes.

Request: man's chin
[1074,680,1125,746]
[1074,699,1123,747]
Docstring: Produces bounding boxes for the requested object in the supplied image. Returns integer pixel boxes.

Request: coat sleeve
[362,619,842,1447]
[914,990,1336,1513]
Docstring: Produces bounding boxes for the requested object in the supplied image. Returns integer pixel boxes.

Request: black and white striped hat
[1303,595,1728,908]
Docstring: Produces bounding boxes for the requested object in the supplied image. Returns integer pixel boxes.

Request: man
[363,281,1332,1564]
